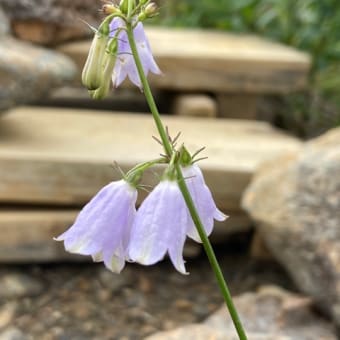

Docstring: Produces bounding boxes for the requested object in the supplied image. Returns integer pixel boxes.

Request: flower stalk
[125,20,248,340]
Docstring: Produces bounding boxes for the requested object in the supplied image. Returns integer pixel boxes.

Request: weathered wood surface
[0,210,81,262]
[217,94,259,119]
[58,27,311,94]
[0,107,301,210]
[0,210,250,262]
[172,94,217,117]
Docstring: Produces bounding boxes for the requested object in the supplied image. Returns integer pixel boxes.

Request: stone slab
[0,209,249,262]
[147,286,337,340]
[0,210,80,262]
[58,27,311,93]
[0,107,301,210]
[172,94,217,118]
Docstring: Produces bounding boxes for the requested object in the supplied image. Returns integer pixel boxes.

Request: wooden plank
[0,107,301,210]
[217,94,259,119]
[172,94,217,117]
[0,210,81,262]
[58,27,311,93]
[0,210,250,262]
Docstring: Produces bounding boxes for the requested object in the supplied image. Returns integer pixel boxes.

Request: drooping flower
[128,180,189,274]
[181,164,227,242]
[55,180,137,273]
[109,17,161,88]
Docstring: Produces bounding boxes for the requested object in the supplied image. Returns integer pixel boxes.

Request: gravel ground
[0,244,294,340]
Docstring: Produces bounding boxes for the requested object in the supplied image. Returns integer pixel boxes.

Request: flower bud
[81,33,109,90]
[102,4,121,16]
[144,2,158,17]
[119,0,129,14]
[138,2,158,21]
[89,39,117,100]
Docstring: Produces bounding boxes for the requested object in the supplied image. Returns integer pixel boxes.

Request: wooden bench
[0,107,301,261]
[58,27,311,119]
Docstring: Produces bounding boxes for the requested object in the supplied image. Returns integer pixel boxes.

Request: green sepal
[178,145,193,167]
[125,158,166,187]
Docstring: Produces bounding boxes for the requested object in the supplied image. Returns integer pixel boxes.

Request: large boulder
[0,37,76,112]
[242,127,340,326]
[0,0,101,45]
[0,6,9,36]
[146,286,337,339]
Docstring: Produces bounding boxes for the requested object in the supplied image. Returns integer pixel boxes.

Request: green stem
[126,22,247,340]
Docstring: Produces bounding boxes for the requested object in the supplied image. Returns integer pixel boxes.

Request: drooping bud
[144,2,158,17]
[138,2,158,21]
[102,4,121,16]
[89,38,118,100]
[81,19,111,91]
[81,34,108,90]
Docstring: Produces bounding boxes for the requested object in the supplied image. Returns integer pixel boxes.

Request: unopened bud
[119,0,129,14]
[81,33,109,90]
[102,4,121,16]
[89,39,117,100]
[138,2,158,21]
[145,2,158,16]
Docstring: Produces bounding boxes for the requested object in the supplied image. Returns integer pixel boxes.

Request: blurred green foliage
[156,0,340,136]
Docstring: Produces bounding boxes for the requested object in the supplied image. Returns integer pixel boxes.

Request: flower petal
[109,18,161,89]
[181,164,227,242]
[55,180,137,272]
[129,181,188,274]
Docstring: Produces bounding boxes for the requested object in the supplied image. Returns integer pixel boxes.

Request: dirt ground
[1,242,294,340]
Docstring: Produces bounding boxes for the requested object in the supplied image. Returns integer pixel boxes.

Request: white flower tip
[214,209,228,221]
[105,256,125,273]
[92,252,103,262]
[175,264,189,275]
[53,236,63,241]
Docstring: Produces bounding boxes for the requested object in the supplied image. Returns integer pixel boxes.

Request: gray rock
[242,127,340,326]
[146,286,337,340]
[0,6,9,36]
[99,268,130,294]
[0,328,29,340]
[0,272,44,299]
[0,36,76,112]
[0,302,17,329]
[0,0,101,45]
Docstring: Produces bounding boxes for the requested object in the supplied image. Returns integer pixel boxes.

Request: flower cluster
[55,163,226,274]
[56,1,227,275]
[81,0,160,99]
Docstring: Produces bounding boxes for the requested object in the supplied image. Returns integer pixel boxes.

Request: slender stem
[126,23,247,340]
[126,26,172,157]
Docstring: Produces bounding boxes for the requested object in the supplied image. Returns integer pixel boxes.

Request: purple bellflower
[182,164,227,242]
[55,180,137,273]
[128,180,189,274]
[110,17,161,89]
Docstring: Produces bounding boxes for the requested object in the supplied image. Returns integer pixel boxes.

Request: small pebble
[0,273,44,299]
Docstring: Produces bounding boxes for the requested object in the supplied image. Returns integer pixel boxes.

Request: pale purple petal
[134,22,161,76]
[181,164,227,243]
[128,180,188,274]
[55,180,137,272]
[109,18,161,89]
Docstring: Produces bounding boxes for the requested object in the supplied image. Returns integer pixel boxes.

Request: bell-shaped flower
[109,17,161,88]
[54,180,137,273]
[128,180,189,274]
[181,164,227,242]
